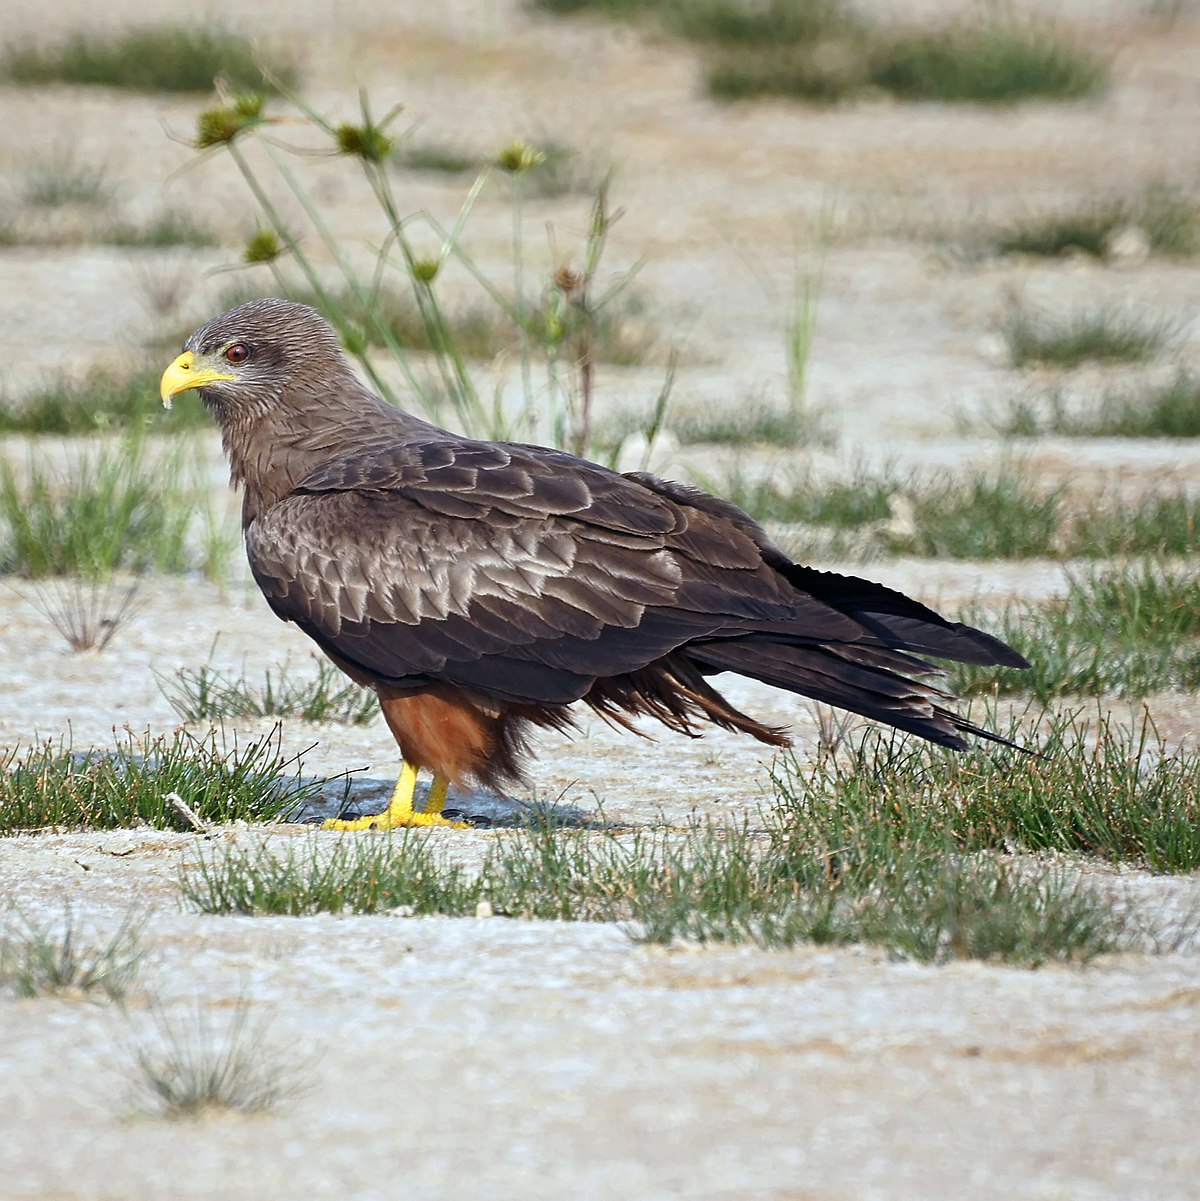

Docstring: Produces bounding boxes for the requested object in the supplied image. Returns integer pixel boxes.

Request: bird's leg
[323,763,468,831]
[424,773,451,817]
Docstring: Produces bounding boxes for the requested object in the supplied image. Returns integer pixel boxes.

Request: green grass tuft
[636,844,1123,964]
[393,137,598,197]
[706,42,867,102]
[220,282,657,367]
[535,0,851,42]
[1072,492,1200,559]
[0,726,315,834]
[996,375,1200,439]
[718,464,1200,561]
[126,1001,311,1117]
[672,399,817,447]
[161,659,377,725]
[866,20,1105,104]
[0,434,226,577]
[532,0,652,14]
[0,368,209,435]
[21,153,113,209]
[1003,306,1172,368]
[182,773,1153,964]
[3,27,295,94]
[706,462,894,530]
[394,142,485,175]
[1079,375,1200,438]
[538,2,1105,105]
[101,211,218,249]
[904,470,1061,559]
[992,185,1200,260]
[951,564,1200,701]
[0,910,144,1000]
[516,141,603,199]
[183,833,475,917]
[669,0,849,44]
[777,706,1200,875]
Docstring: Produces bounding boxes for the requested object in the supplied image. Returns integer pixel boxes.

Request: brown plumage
[161,298,1027,818]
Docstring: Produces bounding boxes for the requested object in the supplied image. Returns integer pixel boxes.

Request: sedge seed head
[496,140,546,174]
[233,92,264,119]
[552,265,584,296]
[194,93,265,148]
[243,228,282,264]
[411,259,440,284]
[335,122,396,162]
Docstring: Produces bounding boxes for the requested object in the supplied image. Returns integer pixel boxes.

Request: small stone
[977,332,1008,365]
[475,900,494,919]
[881,494,918,545]
[1105,225,1151,268]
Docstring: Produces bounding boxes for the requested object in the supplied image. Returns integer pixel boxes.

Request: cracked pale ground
[1,1,1199,1198]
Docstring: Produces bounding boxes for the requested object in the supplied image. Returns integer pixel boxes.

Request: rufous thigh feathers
[378,689,498,784]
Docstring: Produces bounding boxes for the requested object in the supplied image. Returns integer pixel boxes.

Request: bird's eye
[225,343,249,364]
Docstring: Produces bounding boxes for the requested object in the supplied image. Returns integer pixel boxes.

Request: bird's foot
[322,764,468,831]
[322,809,469,832]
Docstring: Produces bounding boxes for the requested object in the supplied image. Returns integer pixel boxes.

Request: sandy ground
[2,0,1200,1197]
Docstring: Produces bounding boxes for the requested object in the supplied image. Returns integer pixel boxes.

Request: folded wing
[246,436,1025,747]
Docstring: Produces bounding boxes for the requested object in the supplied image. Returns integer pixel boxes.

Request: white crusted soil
[1,0,1199,1197]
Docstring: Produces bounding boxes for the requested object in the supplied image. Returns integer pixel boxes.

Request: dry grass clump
[0,910,144,1000]
[536,1,1106,104]
[126,1001,312,1118]
[995,374,1200,439]
[3,26,295,94]
[28,576,144,653]
[161,658,377,725]
[1003,305,1174,368]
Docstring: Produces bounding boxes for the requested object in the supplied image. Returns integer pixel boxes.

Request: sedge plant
[188,86,671,461]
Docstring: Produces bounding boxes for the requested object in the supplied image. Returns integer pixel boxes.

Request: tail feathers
[687,639,1023,753]
[780,563,1029,669]
[855,613,1028,669]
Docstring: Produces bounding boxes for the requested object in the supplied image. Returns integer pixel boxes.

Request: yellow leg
[323,763,468,831]
[425,773,450,817]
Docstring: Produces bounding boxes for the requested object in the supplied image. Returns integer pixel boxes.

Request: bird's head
[160,298,348,425]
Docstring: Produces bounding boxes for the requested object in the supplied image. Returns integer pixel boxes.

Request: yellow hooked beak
[160,350,237,409]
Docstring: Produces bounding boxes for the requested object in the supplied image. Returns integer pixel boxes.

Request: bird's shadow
[290,773,593,829]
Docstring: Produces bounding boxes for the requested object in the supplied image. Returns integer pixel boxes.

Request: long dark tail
[687,638,1017,751]
[777,561,1028,670]
[618,472,1027,750]
[687,559,1027,750]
